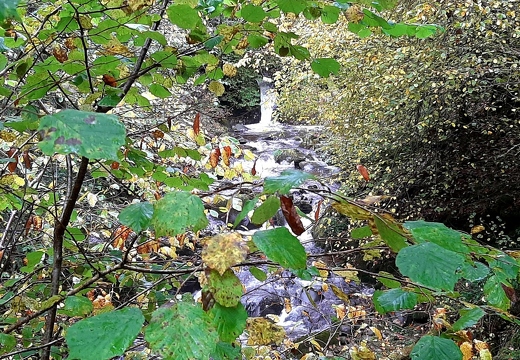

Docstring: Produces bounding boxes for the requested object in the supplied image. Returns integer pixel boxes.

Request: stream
[207,80,375,343]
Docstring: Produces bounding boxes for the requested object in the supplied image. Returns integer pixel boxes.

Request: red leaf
[209,149,220,168]
[7,147,17,173]
[315,199,323,222]
[223,146,232,158]
[501,283,518,303]
[110,161,120,169]
[251,158,258,176]
[280,195,305,236]
[102,74,117,87]
[356,164,370,181]
[193,113,201,136]
[22,150,32,169]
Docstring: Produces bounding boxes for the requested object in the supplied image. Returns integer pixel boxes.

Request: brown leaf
[356,164,370,181]
[209,149,220,168]
[251,158,258,176]
[112,225,132,250]
[22,150,32,169]
[280,195,305,235]
[501,283,518,303]
[7,147,17,173]
[102,74,117,87]
[152,129,164,139]
[223,145,232,158]
[110,161,120,169]
[25,215,34,236]
[315,199,323,222]
[193,112,201,136]
[137,240,160,254]
[53,45,68,63]
[5,29,17,41]
[221,147,230,166]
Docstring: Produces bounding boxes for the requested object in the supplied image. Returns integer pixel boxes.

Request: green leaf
[376,271,401,288]
[251,195,280,224]
[252,227,307,270]
[146,301,219,360]
[212,341,242,360]
[167,4,201,30]
[484,275,510,310]
[38,110,126,161]
[452,307,486,331]
[460,261,489,282]
[207,269,243,307]
[410,335,462,360]
[149,83,172,98]
[59,296,93,317]
[97,94,122,107]
[151,51,177,68]
[276,0,307,14]
[264,169,314,194]
[249,266,267,281]
[351,225,372,239]
[210,302,248,342]
[396,242,465,291]
[247,34,269,48]
[375,216,408,251]
[488,253,519,280]
[241,4,266,22]
[320,5,339,24]
[404,221,470,254]
[310,58,340,77]
[20,250,44,273]
[290,45,310,60]
[151,191,208,236]
[0,0,21,22]
[66,308,144,360]
[373,288,418,314]
[415,25,440,39]
[0,333,16,353]
[119,201,154,233]
[233,197,259,228]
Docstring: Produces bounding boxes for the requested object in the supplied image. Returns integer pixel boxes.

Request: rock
[297,160,341,177]
[273,148,307,165]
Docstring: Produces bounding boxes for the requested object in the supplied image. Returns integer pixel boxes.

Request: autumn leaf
[202,233,248,275]
[102,74,118,87]
[137,240,160,254]
[222,147,230,166]
[356,164,370,181]
[22,150,31,169]
[112,225,132,250]
[208,81,225,96]
[193,113,200,135]
[53,45,68,63]
[209,148,220,168]
[7,147,17,173]
[251,158,258,176]
[280,195,305,235]
[110,161,120,169]
[223,145,232,158]
[315,199,323,221]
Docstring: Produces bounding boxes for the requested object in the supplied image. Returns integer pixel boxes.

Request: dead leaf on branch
[280,195,305,235]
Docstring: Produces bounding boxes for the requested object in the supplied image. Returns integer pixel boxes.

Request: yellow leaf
[332,200,372,220]
[471,225,485,234]
[246,318,285,345]
[369,326,383,340]
[208,81,225,96]
[223,63,238,77]
[459,341,473,360]
[201,233,248,275]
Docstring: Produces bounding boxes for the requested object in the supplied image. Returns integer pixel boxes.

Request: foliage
[0,0,512,360]
[276,0,520,244]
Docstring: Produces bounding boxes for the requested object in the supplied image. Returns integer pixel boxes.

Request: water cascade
[257,77,277,126]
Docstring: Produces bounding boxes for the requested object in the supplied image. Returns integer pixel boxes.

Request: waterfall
[257,77,277,125]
